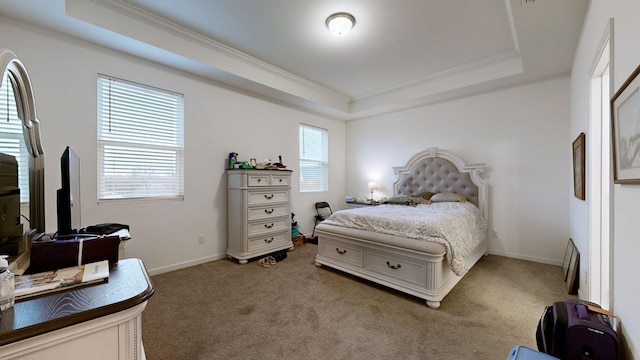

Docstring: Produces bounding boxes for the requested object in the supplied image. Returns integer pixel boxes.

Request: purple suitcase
[536,299,617,360]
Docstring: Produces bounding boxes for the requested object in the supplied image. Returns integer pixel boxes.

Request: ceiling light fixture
[326,12,355,37]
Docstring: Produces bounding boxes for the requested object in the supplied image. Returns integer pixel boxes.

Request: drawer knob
[264,223,274,229]
[264,208,274,214]
[336,248,347,255]
[279,179,283,182]
[264,194,274,199]
[386,261,402,270]
[264,237,274,243]
[257,178,262,182]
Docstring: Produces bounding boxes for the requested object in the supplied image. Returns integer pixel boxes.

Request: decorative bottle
[0,255,15,311]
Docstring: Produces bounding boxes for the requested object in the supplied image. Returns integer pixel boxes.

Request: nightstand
[346,202,378,209]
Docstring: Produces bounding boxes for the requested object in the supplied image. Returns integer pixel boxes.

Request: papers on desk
[109,228,131,240]
[15,260,110,300]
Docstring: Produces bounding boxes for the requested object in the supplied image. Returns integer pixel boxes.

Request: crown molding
[66,0,351,112]
[65,0,525,120]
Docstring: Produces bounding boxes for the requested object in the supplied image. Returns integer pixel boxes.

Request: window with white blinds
[0,72,29,202]
[299,124,328,192]
[97,75,184,202]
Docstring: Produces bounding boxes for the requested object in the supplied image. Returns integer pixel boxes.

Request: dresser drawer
[247,190,289,205]
[247,174,270,187]
[364,250,427,287]
[318,238,364,267]
[247,231,290,252]
[247,173,290,187]
[270,174,290,186]
[247,218,289,237]
[248,204,289,221]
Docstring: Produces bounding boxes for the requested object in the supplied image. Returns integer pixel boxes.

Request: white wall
[571,1,640,357]
[0,16,346,274]
[346,78,571,265]
[7,7,636,356]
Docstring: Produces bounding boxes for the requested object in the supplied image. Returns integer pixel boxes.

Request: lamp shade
[368,181,377,190]
[326,13,355,37]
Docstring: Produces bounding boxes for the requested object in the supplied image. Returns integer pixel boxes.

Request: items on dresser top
[227,152,288,170]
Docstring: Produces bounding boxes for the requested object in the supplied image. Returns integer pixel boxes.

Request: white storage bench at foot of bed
[314,223,488,309]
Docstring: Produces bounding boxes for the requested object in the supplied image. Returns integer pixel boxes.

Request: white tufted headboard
[392,147,488,220]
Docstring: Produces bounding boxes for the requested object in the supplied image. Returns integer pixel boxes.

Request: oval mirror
[0,49,45,272]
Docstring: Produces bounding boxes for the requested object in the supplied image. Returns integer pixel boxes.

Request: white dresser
[227,169,293,264]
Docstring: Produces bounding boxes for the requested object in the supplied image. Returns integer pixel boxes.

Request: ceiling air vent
[521,0,535,6]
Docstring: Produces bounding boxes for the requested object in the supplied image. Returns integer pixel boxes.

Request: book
[15,260,110,300]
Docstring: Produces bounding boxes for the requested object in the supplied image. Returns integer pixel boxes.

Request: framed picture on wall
[611,63,640,184]
[572,132,585,200]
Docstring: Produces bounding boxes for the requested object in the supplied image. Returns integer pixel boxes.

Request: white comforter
[323,202,488,276]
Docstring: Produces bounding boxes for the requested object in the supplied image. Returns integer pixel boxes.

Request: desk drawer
[364,250,427,287]
[318,238,363,267]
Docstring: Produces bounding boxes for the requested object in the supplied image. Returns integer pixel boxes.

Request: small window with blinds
[97,75,184,202]
[299,124,328,192]
[0,72,29,202]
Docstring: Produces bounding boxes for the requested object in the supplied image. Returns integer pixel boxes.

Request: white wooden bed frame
[314,147,488,309]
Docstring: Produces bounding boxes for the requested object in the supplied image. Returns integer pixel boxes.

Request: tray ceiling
[0,0,588,120]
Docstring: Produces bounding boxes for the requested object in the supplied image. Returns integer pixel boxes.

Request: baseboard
[147,250,561,276]
[146,253,227,276]
[486,250,562,267]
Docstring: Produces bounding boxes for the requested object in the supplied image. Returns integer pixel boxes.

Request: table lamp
[368,181,377,201]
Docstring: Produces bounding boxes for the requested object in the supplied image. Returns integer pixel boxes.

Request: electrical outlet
[197,234,205,244]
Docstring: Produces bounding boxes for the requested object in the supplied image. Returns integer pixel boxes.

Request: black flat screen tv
[56,146,81,235]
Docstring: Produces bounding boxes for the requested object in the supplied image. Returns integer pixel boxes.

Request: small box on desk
[29,235,121,274]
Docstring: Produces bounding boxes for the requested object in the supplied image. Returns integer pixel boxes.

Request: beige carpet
[141,244,569,360]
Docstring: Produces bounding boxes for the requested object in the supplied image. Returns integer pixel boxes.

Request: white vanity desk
[0,258,154,360]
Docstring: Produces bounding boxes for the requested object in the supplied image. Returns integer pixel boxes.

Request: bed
[314,147,489,309]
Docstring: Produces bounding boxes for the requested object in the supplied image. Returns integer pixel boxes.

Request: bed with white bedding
[314,147,489,309]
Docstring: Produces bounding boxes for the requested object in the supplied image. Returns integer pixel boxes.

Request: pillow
[383,195,411,205]
[430,192,467,203]
[383,196,429,206]
[415,191,436,201]
[409,197,429,206]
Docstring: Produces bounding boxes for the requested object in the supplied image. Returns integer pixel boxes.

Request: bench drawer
[365,250,427,287]
[318,238,364,267]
